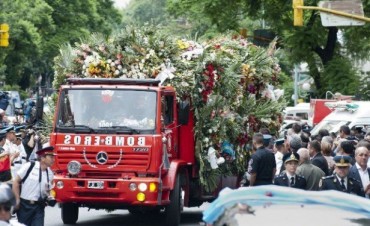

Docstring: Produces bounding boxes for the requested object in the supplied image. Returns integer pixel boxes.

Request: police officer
[248,133,276,186]
[274,138,287,176]
[274,152,307,189]
[0,131,11,183]
[320,155,365,197]
[12,146,56,226]
[11,133,27,179]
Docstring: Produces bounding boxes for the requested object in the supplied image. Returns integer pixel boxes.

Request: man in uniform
[296,148,325,191]
[11,133,27,179]
[320,155,365,197]
[274,138,287,176]
[12,146,57,226]
[274,152,306,189]
[3,129,21,179]
[0,131,11,183]
[248,133,276,186]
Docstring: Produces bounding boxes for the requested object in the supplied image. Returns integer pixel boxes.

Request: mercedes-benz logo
[96,151,108,165]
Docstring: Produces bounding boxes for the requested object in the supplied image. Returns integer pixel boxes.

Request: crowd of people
[0,126,56,226]
[243,124,370,199]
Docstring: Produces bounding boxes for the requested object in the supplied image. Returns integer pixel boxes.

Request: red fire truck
[49,78,239,226]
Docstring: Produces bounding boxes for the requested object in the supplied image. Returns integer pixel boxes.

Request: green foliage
[166,0,370,97]
[320,57,360,96]
[0,0,122,92]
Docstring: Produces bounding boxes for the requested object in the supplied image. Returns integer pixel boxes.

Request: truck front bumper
[53,176,170,207]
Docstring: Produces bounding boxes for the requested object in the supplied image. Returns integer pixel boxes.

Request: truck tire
[61,203,79,224]
[164,175,181,226]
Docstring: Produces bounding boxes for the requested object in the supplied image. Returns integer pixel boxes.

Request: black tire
[61,203,79,224]
[164,175,181,226]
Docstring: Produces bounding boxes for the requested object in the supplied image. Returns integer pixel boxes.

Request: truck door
[161,93,178,159]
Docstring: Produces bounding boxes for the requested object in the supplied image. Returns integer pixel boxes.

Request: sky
[113,0,131,9]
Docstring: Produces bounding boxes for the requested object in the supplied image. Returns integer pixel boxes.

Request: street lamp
[293,64,312,105]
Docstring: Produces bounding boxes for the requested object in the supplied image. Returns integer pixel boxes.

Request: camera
[45,197,57,207]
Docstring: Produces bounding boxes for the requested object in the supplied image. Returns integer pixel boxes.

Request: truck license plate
[87,181,104,189]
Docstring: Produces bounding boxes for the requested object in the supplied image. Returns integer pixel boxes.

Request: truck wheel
[61,203,79,224]
[164,175,181,226]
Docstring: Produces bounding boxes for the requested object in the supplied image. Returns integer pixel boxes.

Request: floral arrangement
[53,25,285,192]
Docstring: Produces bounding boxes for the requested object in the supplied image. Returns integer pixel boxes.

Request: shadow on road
[67,210,204,226]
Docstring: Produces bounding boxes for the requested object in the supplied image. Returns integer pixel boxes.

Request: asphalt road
[44,205,207,226]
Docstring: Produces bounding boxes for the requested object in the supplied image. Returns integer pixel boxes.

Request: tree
[0,0,122,92]
[167,0,370,97]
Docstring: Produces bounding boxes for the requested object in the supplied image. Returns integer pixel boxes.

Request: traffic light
[293,0,304,26]
[0,23,9,47]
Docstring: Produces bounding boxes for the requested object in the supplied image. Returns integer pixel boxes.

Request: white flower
[203,137,209,143]
[114,70,119,75]
[180,81,189,87]
[117,65,123,70]
[208,129,212,133]
[107,59,112,64]
[110,62,115,67]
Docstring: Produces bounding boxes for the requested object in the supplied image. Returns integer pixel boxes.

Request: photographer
[22,128,40,161]
[12,145,56,226]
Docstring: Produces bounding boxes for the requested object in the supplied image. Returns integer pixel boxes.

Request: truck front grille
[56,149,150,178]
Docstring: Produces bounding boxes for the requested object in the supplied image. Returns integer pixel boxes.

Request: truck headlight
[67,161,81,176]
[138,183,147,192]
[56,181,64,189]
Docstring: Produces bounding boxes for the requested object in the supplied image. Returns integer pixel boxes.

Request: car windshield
[56,89,157,130]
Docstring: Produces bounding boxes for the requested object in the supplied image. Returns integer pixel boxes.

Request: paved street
[44,205,207,226]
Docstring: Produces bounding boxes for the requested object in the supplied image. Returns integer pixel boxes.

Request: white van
[283,103,310,123]
[310,101,370,136]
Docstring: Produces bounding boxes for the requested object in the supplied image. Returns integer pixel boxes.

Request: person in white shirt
[349,146,370,198]
[3,130,20,180]
[274,138,287,176]
[12,146,56,226]
[11,134,27,179]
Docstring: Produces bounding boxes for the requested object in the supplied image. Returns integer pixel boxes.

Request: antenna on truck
[66,78,161,86]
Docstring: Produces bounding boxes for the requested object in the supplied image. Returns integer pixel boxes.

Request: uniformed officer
[274,138,287,176]
[319,155,365,197]
[274,152,307,189]
[0,131,11,183]
[12,145,57,226]
[11,133,27,179]
[248,133,276,186]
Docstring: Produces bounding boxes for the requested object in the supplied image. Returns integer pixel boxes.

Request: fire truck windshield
[56,89,157,131]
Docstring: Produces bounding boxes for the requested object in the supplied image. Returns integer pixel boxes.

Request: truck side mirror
[178,100,189,125]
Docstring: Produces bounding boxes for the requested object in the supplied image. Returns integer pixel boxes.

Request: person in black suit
[349,146,370,198]
[249,133,276,186]
[274,152,306,189]
[320,155,365,197]
[308,140,329,176]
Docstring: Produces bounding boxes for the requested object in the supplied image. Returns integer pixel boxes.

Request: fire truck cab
[50,78,237,225]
